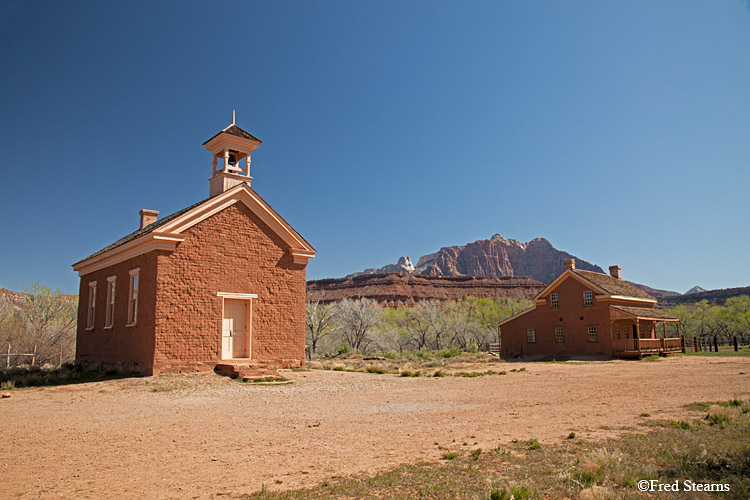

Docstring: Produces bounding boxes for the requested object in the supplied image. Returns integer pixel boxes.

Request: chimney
[564,259,575,270]
[609,265,621,279]
[139,209,159,229]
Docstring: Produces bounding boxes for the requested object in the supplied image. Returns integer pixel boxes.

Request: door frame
[217,292,257,359]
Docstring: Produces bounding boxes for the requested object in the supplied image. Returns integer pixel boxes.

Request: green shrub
[705,412,731,426]
[527,438,541,450]
[567,432,576,439]
[433,369,445,377]
[365,365,386,374]
[442,452,458,460]
[470,448,482,460]
[336,343,352,355]
[438,347,461,358]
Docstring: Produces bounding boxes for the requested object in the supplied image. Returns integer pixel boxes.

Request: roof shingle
[611,305,678,320]
[573,270,654,300]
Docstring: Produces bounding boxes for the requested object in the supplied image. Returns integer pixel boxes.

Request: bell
[228,154,237,166]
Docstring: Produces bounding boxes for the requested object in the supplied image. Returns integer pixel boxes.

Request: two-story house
[499,259,680,359]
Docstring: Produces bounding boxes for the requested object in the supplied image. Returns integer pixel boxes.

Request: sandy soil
[1,356,748,499]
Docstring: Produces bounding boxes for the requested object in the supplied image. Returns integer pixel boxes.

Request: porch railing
[612,338,682,354]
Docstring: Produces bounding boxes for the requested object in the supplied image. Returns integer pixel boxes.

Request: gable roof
[535,268,656,303]
[73,183,315,275]
[572,270,654,300]
[75,198,208,265]
[202,124,261,145]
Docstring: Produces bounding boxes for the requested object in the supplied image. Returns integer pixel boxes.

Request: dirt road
[1,356,748,499]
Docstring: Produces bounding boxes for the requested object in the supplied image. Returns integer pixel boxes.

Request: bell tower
[203,111,262,197]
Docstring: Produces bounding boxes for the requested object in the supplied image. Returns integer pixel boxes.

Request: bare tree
[305,300,335,356]
[1,284,77,367]
[333,298,382,352]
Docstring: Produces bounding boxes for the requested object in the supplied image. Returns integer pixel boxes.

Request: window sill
[126,322,137,328]
[104,326,113,330]
[85,327,94,331]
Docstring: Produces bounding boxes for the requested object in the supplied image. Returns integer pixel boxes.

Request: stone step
[214,362,279,379]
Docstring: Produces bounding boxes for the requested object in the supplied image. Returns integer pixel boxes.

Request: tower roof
[202,124,262,145]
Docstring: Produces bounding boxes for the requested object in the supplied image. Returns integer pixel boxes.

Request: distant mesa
[685,285,708,295]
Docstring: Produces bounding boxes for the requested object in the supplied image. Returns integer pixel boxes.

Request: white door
[222,299,247,359]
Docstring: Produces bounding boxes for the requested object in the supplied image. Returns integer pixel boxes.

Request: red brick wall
[75,252,158,374]
[500,275,614,358]
[152,202,307,374]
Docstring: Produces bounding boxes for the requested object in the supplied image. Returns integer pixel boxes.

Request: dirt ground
[1,356,748,499]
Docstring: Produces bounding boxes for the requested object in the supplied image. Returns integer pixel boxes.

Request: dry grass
[238,399,750,500]
[310,351,506,376]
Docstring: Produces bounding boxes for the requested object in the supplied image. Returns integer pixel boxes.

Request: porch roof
[610,305,679,322]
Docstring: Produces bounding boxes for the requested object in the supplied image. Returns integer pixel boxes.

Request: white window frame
[527,328,536,343]
[550,292,559,308]
[86,281,97,330]
[583,290,593,306]
[105,276,116,329]
[588,326,598,342]
[555,327,564,343]
[127,268,139,327]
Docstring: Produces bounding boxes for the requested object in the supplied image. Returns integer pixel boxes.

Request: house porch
[609,305,681,359]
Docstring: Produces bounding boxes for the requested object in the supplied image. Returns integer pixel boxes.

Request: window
[550,292,559,308]
[127,268,139,326]
[105,276,116,328]
[555,327,564,342]
[588,326,598,342]
[615,324,620,340]
[527,328,536,343]
[86,282,96,330]
[583,290,593,306]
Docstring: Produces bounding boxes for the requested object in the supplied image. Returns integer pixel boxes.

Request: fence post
[31,344,37,366]
[681,337,686,354]
[6,343,9,369]
[713,336,718,353]
[734,336,739,352]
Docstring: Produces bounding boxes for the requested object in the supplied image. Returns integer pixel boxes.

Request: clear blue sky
[1,1,749,295]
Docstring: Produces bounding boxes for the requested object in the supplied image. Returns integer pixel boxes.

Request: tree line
[306,296,533,356]
[307,295,750,356]
[667,295,750,339]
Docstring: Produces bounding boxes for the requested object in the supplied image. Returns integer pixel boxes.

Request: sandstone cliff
[349,234,605,284]
[307,274,545,307]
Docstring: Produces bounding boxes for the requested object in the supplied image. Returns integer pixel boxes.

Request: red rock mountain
[352,234,604,284]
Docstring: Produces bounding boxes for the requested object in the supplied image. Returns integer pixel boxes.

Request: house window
[615,324,620,340]
[127,268,139,326]
[105,276,116,328]
[527,328,536,343]
[583,290,593,306]
[86,282,96,330]
[550,293,559,308]
[555,327,564,342]
[588,326,598,342]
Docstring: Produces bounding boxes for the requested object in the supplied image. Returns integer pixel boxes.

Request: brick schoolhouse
[499,259,680,360]
[72,117,315,375]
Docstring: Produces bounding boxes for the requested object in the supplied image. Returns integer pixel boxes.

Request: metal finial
[232,109,236,125]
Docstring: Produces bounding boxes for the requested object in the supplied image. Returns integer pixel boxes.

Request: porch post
[635,319,640,352]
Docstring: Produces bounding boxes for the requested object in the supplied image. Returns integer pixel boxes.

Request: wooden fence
[1,343,37,368]
[682,336,749,353]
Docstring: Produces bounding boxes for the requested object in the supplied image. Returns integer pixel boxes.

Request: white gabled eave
[72,183,316,277]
